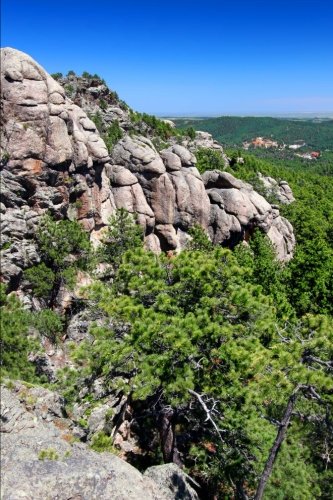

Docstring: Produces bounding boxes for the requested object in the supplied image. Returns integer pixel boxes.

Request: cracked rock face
[0,48,295,294]
[0,383,198,500]
[258,172,295,204]
[1,47,116,288]
[202,170,295,259]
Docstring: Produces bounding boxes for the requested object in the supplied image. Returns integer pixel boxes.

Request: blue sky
[1,0,333,115]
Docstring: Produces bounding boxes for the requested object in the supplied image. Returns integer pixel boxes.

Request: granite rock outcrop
[1,47,296,295]
[0,382,198,500]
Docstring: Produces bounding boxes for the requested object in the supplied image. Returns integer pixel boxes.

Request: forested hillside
[1,49,333,500]
[175,116,333,150]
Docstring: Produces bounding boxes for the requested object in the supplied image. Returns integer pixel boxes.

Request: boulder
[204,170,295,260]
[0,47,116,287]
[258,173,295,204]
[1,383,198,500]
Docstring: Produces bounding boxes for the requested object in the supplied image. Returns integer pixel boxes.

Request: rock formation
[0,46,299,500]
[0,47,295,295]
[258,172,295,204]
[0,382,198,500]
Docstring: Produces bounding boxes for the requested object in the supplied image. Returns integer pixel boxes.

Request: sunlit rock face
[0,47,295,292]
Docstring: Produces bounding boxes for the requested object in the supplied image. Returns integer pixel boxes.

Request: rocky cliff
[0,381,198,499]
[0,47,295,293]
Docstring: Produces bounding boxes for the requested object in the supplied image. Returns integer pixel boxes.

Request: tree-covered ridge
[2,192,332,498]
[1,49,332,498]
[175,116,333,150]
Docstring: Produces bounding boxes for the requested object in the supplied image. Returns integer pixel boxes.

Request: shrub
[33,309,64,343]
[99,98,107,111]
[90,111,104,133]
[24,215,91,305]
[38,448,59,461]
[90,431,114,453]
[0,284,38,381]
[51,72,63,80]
[195,148,226,174]
[25,263,55,300]
[98,209,143,269]
[103,121,123,152]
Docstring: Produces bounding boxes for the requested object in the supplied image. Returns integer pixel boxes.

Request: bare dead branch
[188,389,225,444]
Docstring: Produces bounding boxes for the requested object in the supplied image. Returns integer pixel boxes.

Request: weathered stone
[202,170,247,190]
[267,215,295,261]
[258,173,295,204]
[1,384,197,500]
[108,164,138,186]
[144,464,199,500]
[160,149,182,171]
[171,144,196,166]
[112,136,165,174]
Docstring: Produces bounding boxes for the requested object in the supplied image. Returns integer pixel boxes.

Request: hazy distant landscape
[174,116,333,150]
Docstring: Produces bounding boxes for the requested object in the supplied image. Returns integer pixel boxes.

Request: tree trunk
[254,386,300,500]
[158,408,182,466]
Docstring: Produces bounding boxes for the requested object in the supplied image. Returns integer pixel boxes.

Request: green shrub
[103,121,123,152]
[51,72,63,80]
[0,284,38,381]
[90,111,103,133]
[99,98,107,111]
[25,263,55,300]
[90,432,114,453]
[33,309,64,343]
[24,215,91,305]
[38,448,59,461]
[98,209,143,269]
[64,84,74,96]
[195,147,226,173]
[185,126,196,140]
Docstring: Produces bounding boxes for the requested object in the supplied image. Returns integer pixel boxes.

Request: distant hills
[174,116,333,150]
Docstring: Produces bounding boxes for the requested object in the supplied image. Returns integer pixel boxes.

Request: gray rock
[160,149,182,171]
[202,170,247,190]
[0,47,115,266]
[145,464,199,500]
[204,171,295,260]
[171,145,196,166]
[1,383,198,500]
[258,172,295,204]
[111,136,165,174]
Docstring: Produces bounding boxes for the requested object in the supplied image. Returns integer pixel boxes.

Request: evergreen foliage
[97,209,144,270]
[69,240,333,497]
[103,120,123,152]
[24,215,91,304]
[195,147,226,174]
[0,284,38,381]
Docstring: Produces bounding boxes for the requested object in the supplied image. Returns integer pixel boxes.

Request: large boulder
[203,170,295,260]
[258,172,295,204]
[110,140,211,252]
[0,383,198,500]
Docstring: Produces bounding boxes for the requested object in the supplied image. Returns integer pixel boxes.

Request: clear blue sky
[1,0,333,115]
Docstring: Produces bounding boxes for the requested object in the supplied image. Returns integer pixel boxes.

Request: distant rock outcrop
[0,47,295,294]
[258,172,295,204]
[202,170,295,258]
